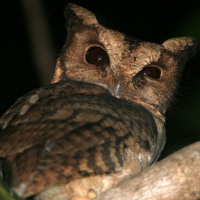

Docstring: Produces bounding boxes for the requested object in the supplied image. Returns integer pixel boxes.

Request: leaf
[0,179,23,200]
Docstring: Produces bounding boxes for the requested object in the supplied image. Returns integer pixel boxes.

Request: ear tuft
[162,37,197,61]
[65,3,98,28]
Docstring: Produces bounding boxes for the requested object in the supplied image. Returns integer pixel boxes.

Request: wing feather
[0,81,158,197]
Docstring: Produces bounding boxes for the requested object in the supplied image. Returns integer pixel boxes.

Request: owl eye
[86,47,110,66]
[141,66,161,80]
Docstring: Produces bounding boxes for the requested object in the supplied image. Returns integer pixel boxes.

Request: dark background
[0,0,200,158]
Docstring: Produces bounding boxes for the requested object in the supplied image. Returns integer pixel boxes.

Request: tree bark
[94,141,200,200]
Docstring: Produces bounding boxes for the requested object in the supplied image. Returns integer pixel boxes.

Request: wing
[0,81,159,197]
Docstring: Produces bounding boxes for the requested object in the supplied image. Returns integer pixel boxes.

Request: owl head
[52,3,197,118]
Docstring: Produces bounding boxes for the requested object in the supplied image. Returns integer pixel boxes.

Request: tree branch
[94,141,200,200]
[1,142,200,199]
[20,0,56,85]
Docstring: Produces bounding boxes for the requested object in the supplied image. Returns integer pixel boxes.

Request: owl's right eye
[86,47,110,66]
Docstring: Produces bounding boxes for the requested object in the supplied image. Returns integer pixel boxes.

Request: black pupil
[142,67,161,79]
[86,47,109,65]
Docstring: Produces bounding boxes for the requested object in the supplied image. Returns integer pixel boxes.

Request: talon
[87,188,97,199]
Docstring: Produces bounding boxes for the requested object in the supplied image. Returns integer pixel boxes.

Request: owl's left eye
[86,47,110,66]
[141,66,161,80]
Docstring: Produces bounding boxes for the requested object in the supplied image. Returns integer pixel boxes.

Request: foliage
[0,179,23,200]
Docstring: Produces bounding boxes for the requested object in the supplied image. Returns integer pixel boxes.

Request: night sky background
[0,0,200,158]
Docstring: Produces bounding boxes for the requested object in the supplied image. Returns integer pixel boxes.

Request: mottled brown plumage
[0,3,197,200]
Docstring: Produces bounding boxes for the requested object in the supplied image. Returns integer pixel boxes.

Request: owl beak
[113,82,122,98]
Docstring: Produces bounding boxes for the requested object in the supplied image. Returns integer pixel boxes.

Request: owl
[0,3,196,200]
